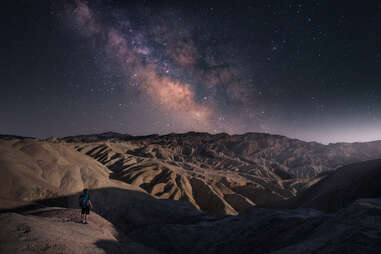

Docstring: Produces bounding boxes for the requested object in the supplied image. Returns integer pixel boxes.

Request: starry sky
[2,0,381,144]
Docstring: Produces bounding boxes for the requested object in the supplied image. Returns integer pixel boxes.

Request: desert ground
[1,132,381,253]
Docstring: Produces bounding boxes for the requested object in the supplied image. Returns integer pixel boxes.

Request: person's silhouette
[79,188,93,224]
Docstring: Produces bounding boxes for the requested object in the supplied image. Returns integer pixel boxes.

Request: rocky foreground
[1,132,381,253]
[2,198,381,253]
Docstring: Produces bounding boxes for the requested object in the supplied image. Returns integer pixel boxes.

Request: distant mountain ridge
[61,131,133,142]
[0,134,35,140]
[60,131,381,178]
[3,130,381,179]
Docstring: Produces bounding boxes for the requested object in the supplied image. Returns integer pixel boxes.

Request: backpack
[79,194,89,208]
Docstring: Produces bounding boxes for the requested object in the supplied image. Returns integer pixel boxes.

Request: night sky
[2,0,381,144]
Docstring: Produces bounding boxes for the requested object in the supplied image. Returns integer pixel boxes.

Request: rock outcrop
[297,159,381,212]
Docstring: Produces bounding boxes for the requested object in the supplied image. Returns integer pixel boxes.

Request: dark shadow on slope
[95,240,129,254]
[0,187,205,253]
[95,239,160,254]
[296,159,381,212]
[0,187,204,237]
[3,187,381,253]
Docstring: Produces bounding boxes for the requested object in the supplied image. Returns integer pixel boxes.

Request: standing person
[79,188,93,224]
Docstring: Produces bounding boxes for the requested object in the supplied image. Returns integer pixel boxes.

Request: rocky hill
[69,132,381,214]
[1,132,381,253]
[297,159,381,212]
[2,132,381,215]
[64,132,381,178]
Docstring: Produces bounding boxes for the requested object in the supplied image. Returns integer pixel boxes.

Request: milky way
[61,0,260,134]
